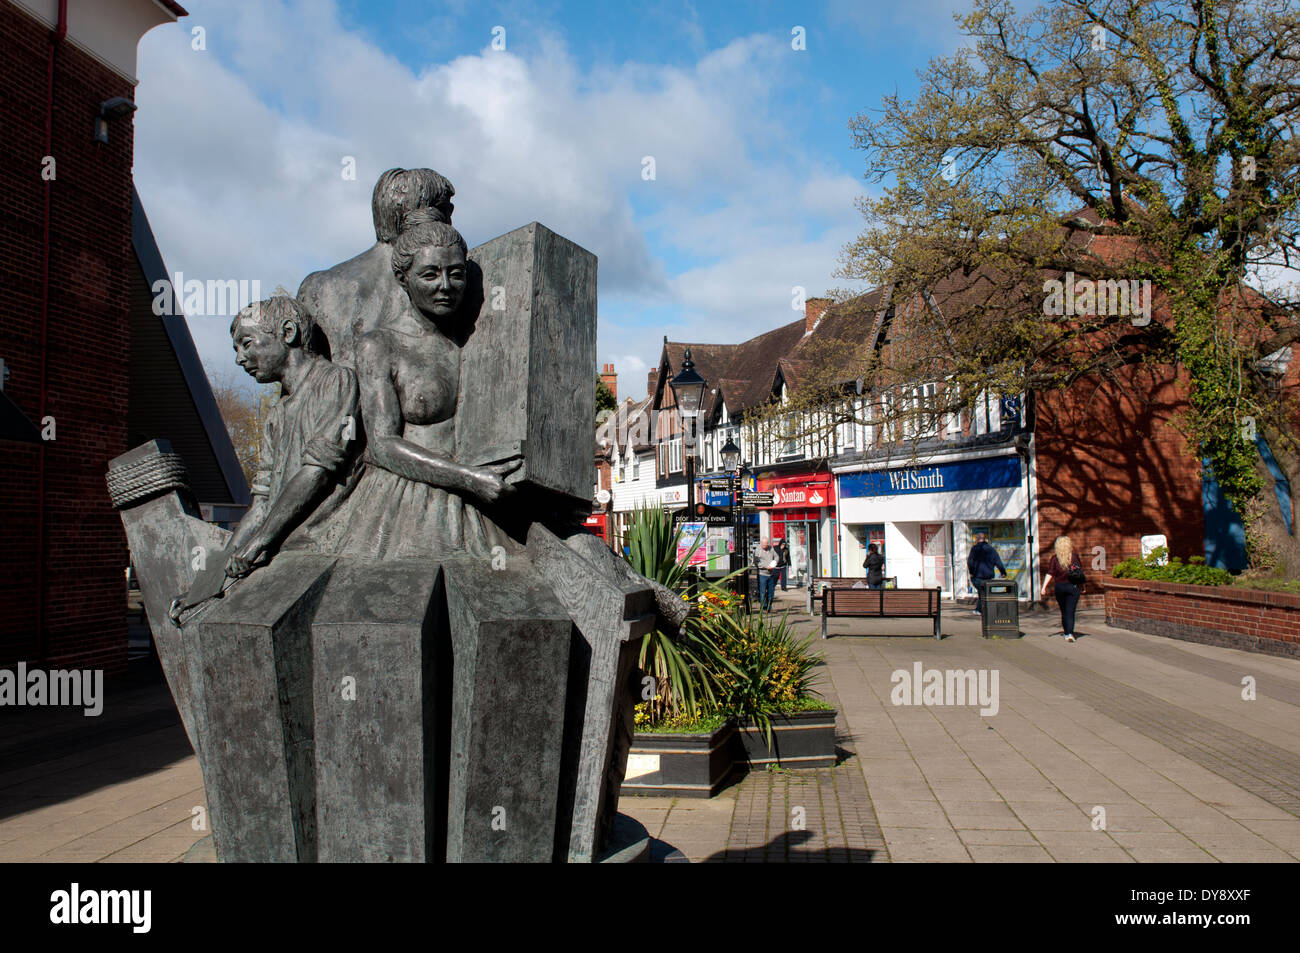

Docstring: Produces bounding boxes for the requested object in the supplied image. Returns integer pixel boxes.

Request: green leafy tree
[833,0,1300,568]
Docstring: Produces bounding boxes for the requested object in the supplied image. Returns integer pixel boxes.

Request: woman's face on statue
[401,244,467,319]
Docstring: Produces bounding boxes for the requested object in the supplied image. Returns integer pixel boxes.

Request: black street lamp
[719,435,751,612]
[670,349,709,591]
[669,348,708,514]
[720,435,741,472]
[720,435,741,573]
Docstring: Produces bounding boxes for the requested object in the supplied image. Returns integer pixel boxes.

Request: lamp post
[720,435,740,571]
[720,435,747,612]
[670,348,708,589]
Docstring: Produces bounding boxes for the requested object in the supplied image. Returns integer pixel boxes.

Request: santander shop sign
[772,483,834,508]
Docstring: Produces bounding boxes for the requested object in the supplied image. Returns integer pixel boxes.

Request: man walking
[967,531,1007,615]
[755,537,778,612]
[774,538,790,592]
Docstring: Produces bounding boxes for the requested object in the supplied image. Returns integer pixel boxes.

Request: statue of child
[225,294,361,577]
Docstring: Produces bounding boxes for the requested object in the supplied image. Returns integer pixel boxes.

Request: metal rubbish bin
[980,579,1020,638]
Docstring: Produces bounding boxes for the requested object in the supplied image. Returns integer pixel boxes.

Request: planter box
[621,722,736,798]
[1101,577,1300,658]
[734,709,838,769]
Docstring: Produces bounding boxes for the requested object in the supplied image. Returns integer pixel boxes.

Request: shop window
[838,402,856,451]
[945,407,963,437]
[781,417,799,457]
[972,391,1002,435]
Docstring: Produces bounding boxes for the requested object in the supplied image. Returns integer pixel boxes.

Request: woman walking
[1040,535,1084,642]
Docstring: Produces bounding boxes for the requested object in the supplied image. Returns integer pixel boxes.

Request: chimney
[805,297,829,333]
[647,367,658,398]
[600,362,617,401]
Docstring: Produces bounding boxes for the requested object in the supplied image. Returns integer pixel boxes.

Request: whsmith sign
[840,456,1021,498]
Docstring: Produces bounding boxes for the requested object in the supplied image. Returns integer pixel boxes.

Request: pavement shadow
[0,656,194,822]
[700,830,879,862]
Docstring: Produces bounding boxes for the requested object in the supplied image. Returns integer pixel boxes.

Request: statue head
[230,294,313,383]
[392,208,469,320]
[371,168,455,243]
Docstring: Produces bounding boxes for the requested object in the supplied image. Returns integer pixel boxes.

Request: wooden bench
[821,586,942,640]
[806,576,896,614]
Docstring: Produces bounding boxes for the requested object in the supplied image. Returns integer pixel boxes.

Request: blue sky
[134,0,969,399]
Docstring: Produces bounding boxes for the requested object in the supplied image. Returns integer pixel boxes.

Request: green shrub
[1112,546,1234,586]
[707,608,824,745]
[633,709,730,734]
[623,504,738,723]
[623,506,828,736]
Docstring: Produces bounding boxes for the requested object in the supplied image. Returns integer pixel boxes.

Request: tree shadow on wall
[1035,365,1204,566]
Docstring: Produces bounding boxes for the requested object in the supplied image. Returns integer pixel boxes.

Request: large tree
[825,0,1299,562]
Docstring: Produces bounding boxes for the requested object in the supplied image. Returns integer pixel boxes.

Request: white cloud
[134,1,867,400]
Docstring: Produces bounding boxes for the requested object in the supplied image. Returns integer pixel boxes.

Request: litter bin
[980,579,1020,638]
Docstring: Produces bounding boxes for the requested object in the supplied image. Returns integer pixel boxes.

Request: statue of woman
[311,208,521,558]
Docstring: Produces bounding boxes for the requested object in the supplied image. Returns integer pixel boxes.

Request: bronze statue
[309,209,521,559]
[109,166,684,864]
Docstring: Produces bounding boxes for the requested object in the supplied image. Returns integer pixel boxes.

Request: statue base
[182,812,653,863]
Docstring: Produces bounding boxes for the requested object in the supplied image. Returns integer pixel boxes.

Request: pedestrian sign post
[672,502,731,525]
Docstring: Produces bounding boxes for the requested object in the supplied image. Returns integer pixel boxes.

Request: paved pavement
[620,588,1300,863]
[0,658,204,863]
[3,589,1298,862]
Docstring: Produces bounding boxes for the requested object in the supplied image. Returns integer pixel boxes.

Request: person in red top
[1040,535,1084,641]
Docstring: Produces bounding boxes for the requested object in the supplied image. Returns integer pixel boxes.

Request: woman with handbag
[1040,535,1085,641]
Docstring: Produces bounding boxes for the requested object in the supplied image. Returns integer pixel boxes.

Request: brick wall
[1034,363,1205,606]
[1102,577,1300,658]
[0,1,135,673]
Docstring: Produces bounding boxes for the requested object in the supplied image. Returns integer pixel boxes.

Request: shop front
[754,471,837,584]
[836,453,1032,599]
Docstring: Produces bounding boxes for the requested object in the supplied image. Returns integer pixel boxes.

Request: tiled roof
[661,318,809,416]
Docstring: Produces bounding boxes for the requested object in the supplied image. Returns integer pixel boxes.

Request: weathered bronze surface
[109,168,684,862]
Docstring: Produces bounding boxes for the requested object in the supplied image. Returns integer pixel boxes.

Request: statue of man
[297,168,455,370]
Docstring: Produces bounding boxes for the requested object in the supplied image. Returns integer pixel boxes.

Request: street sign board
[672,502,733,525]
[741,492,775,506]
[700,479,734,491]
[672,512,730,525]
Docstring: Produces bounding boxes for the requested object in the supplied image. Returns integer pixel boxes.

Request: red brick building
[1,0,247,674]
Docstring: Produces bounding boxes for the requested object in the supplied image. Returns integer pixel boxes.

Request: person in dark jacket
[967,532,1006,614]
[774,539,790,591]
[863,543,885,589]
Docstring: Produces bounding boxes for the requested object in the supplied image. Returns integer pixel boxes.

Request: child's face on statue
[401,244,467,319]
[231,317,290,383]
